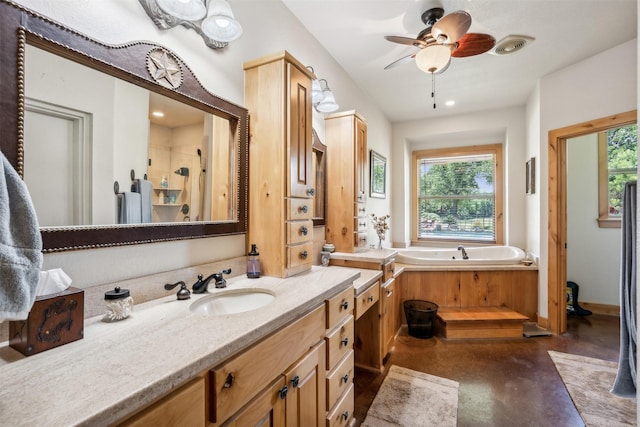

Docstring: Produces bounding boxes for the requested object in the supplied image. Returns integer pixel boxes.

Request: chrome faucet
[457,245,469,260]
[192,269,232,293]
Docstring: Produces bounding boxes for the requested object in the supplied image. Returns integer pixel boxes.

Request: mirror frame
[0,0,249,252]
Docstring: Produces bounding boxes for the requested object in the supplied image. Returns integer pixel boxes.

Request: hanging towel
[0,150,43,322]
[132,179,153,223]
[612,181,637,398]
[117,192,142,224]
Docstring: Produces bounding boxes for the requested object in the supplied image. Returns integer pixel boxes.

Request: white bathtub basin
[396,246,526,265]
[190,289,276,315]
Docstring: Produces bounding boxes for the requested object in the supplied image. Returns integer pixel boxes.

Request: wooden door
[284,341,326,427]
[224,377,286,427]
[381,278,397,356]
[288,63,312,199]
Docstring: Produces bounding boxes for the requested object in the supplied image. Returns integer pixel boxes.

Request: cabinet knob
[386,290,393,297]
[341,337,349,347]
[279,385,288,400]
[299,250,308,259]
[359,222,366,227]
[358,207,366,213]
[342,374,349,384]
[307,188,315,196]
[298,205,308,213]
[300,226,308,236]
[359,237,367,242]
[368,295,374,302]
[291,375,300,388]
[341,301,349,310]
[223,373,234,389]
[341,411,349,421]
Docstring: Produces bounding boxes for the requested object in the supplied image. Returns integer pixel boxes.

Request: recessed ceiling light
[152,111,165,117]
[445,100,455,107]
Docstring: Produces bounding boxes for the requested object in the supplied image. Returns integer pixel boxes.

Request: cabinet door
[284,341,326,427]
[288,63,312,198]
[355,117,367,200]
[224,377,286,427]
[381,278,397,357]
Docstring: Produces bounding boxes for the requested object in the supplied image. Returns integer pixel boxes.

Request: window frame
[411,143,504,244]
[597,129,637,228]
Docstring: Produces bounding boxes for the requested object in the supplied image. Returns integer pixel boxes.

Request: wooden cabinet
[381,277,398,358]
[222,377,286,427]
[244,51,315,278]
[325,111,368,253]
[285,341,326,427]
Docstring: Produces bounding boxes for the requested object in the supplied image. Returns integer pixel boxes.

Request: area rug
[548,351,636,427]
[362,365,459,427]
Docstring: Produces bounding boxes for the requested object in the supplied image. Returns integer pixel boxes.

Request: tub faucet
[192,269,232,293]
[457,245,469,260]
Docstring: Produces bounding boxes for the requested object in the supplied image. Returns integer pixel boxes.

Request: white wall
[390,106,527,249]
[13,0,392,287]
[567,134,621,306]
[536,38,637,318]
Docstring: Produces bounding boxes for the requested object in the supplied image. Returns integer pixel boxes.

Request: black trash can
[404,300,438,339]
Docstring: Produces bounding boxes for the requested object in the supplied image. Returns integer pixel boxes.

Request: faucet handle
[164,281,191,300]
[214,269,232,288]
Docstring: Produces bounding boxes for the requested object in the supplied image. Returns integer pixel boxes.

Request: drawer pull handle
[342,374,349,384]
[279,385,288,400]
[341,301,349,310]
[307,188,315,196]
[359,237,367,242]
[291,375,300,388]
[358,207,365,213]
[223,373,234,389]
[341,337,349,347]
[359,222,366,227]
[386,290,393,297]
[368,295,374,302]
[300,250,308,259]
[298,205,308,213]
[300,226,308,236]
[342,411,349,421]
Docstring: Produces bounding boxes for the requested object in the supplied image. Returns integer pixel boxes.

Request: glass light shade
[201,0,243,42]
[156,0,206,21]
[312,79,325,104]
[315,89,339,113]
[415,45,451,74]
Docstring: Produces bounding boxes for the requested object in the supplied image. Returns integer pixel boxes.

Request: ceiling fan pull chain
[431,72,436,109]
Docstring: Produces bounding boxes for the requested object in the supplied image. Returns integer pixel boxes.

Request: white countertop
[396,262,539,272]
[0,266,360,427]
[330,248,397,265]
[352,269,383,295]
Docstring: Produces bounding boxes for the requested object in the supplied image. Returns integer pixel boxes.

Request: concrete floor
[354,314,621,426]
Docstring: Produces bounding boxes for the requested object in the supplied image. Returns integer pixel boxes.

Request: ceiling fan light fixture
[201,0,243,42]
[415,44,451,74]
[156,0,207,21]
[431,10,471,44]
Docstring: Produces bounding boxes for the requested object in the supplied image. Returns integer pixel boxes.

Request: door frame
[547,110,637,334]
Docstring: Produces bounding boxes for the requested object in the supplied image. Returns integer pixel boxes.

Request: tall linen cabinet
[244,51,315,278]
[325,111,368,253]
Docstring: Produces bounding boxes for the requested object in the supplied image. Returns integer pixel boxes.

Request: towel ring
[113,181,120,195]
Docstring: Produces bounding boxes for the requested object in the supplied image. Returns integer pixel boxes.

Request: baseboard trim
[581,302,620,317]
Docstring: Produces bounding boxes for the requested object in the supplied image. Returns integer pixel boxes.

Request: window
[412,144,503,243]
[597,124,638,228]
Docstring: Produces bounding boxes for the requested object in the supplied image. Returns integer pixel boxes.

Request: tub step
[436,307,529,339]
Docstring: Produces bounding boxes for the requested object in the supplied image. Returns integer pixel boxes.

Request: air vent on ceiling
[489,35,535,56]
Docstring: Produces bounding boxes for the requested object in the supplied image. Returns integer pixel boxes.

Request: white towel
[117,192,142,224]
[0,150,43,321]
[132,179,153,223]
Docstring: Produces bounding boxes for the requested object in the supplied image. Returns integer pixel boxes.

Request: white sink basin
[190,289,275,315]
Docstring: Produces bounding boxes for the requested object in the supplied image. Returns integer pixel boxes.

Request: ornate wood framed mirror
[0,0,248,252]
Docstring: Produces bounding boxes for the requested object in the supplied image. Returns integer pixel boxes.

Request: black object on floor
[404,300,438,338]
[566,281,592,316]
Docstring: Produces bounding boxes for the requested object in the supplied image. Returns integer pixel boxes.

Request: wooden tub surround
[399,266,538,339]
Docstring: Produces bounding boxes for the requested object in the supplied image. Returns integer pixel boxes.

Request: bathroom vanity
[0,267,360,426]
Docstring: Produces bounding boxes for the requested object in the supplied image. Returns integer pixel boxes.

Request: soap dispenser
[246,244,261,278]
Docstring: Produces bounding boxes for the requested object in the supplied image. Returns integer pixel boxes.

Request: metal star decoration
[146,48,183,89]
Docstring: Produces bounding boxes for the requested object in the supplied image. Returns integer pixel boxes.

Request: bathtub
[396,246,526,265]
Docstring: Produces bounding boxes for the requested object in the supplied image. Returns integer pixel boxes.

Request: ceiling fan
[384,7,496,73]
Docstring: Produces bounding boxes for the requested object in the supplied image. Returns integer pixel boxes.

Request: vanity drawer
[383,260,395,282]
[354,281,380,320]
[325,287,353,330]
[209,305,324,424]
[287,242,313,269]
[326,383,354,427]
[354,232,368,249]
[354,217,367,234]
[288,197,313,221]
[287,219,313,245]
[325,315,354,370]
[354,202,366,218]
[326,350,354,411]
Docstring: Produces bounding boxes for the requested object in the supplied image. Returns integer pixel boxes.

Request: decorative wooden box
[9,287,84,356]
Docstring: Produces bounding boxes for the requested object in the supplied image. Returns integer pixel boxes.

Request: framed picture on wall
[526,157,536,194]
[370,150,386,199]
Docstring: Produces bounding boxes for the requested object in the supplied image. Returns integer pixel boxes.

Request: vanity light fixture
[138,0,242,49]
[306,66,340,114]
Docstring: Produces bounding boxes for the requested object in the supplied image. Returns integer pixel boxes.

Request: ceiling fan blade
[451,33,496,57]
[384,52,417,70]
[385,35,427,48]
[432,10,471,43]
